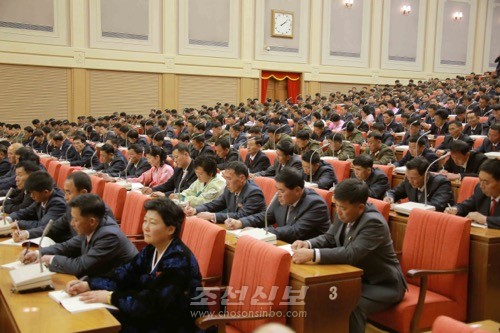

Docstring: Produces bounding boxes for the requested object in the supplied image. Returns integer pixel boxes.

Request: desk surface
[0,245,120,333]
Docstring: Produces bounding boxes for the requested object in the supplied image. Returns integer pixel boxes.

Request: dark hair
[302,150,321,164]
[449,140,470,155]
[146,145,165,166]
[215,138,230,149]
[194,155,217,177]
[15,160,39,174]
[490,123,500,132]
[479,159,500,181]
[191,134,205,143]
[409,134,426,146]
[367,132,383,140]
[0,144,7,155]
[352,154,373,168]
[128,143,144,154]
[69,193,105,220]
[296,130,310,141]
[173,143,190,154]
[313,121,325,129]
[334,178,368,204]
[15,147,39,164]
[66,171,92,192]
[406,156,430,176]
[276,141,294,156]
[127,130,139,140]
[275,167,304,189]
[434,109,449,120]
[99,143,115,155]
[24,171,54,192]
[144,198,185,237]
[225,161,249,178]
[449,120,463,128]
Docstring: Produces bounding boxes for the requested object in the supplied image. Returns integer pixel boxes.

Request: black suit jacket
[94,155,127,177]
[255,155,303,178]
[244,150,270,173]
[215,149,239,170]
[240,188,331,244]
[457,184,500,229]
[126,157,151,178]
[51,140,77,160]
[70,145,100,168]
[387,174,455,211]
[302,161,337,190]
[476,138,500,153]
[357,121,370,132]
[196,180,266,223]
[394,148,438,172]
[436,134,474,151]
[10,187,67,230]
[463,123,488,136]
[0,158,11,177]
[430,122,449,136]
[152,160,197,196]
[444,151,488,178]
[3,189,34,214]
[351,168,390,200]
[190,144,214,160]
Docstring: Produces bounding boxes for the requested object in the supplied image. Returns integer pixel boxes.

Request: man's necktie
[490,199,497,216]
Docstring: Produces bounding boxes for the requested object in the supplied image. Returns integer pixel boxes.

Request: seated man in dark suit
[0,144,11,177]
[21,194,138,278]
[151,131,174,156]
[214,138,239,171]
[445,159,500,229]
[13,171,115,243]
[477,123,500,153]
[125,144,151,178]
[252,141,302,178]
[31,130,48,153]
[9,171,67,231]
[244,138,270,173]
[230,167,330,244]
[310,121,332,142]
[126,130,149,151]
[50,132,77,161]
[69,135,100,168]
[291,179,406,333]
[3,161,37,214]
[351,155,390,200]
[353,113,370,132]
[370,123,395,147]
[190,134,214,160]
[301,150,336,190]
[228,124,247,150]
[429,109,449,136]
[382,110,404,133]
[399,119,428,146]
[187,162,266,223]
[442,140,488,181]
[435,120,474,157]
[385,157,455,212]
[94,143,127,177]
[463,111,488,136]
[394,135,438,171]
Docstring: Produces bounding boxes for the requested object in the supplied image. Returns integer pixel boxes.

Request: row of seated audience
[0,73,499,332]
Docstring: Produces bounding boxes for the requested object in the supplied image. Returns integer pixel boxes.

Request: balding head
[8,143,22,164]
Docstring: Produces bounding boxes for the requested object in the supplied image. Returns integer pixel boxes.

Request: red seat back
[57,164,77,189]
[239,147,248,162]
[263,150,276,165]
[457,177,480,204]
[89,175,106,198]
[120,191,149,236]
[312,187,333,217]
[374,164,394,187]
[323,159,351,182]
[47,162,62,185]
[253,177,277,205]
[102,182,128,223]
[431,316,489,333]
[182,217,226,286]
[367,197,390,222]
[472,137,485,150]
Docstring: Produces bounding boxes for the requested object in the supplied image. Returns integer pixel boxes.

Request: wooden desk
[388,212,500,322]
[222,231,363,333]
[0,245,120,333]
[391,173,461,201]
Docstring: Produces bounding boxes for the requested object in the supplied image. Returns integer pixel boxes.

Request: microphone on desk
[416,130,431,156]
[264,193,278,235]
[273,124,288,150]
[64,144,72,161]
[309,144,329,184]
[90,149,97,170]
[423,152,450,207]
[2,187,14,224]
[39,219,54,273]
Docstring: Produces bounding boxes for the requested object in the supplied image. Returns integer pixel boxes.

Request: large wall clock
[271,10,294,38]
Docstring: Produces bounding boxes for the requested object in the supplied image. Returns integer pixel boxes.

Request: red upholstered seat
[196,236,291,333]
[57,164,77,189]
[263,150,276,165]
[239,147,248,162]
[313,187,333,217]
[352,143,361,156]
[374,164,394,187]
[253,177,277,205]
[370,209,470,333]
[431,315,490,333]
[40,157,52,169]
[323,159,351,182]
[120,191,149,250]
[182,217,225,287]
[434,136,445,148]
[47,161,62,185]
[472,137,485,150]
[89,175,106,198]
[367,197,390,222]
[102,182,127,223]
[457,177,480,203]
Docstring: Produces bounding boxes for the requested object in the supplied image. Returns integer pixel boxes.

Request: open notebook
[49,290,118,313]
[0,236,55,247]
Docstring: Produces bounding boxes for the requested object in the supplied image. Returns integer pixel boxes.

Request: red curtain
[261,71,301,103]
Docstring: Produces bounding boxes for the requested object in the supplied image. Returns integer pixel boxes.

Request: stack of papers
[485,152,500,160]
[49,290,118,313]
[0,236,55,247]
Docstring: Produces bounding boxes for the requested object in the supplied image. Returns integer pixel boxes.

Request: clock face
[272,10,293,38]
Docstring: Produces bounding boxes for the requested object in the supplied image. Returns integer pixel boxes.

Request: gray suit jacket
[41,215,138,278]
[240,188,330,243]
[195,180,266,223]
[309,203,406,303]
